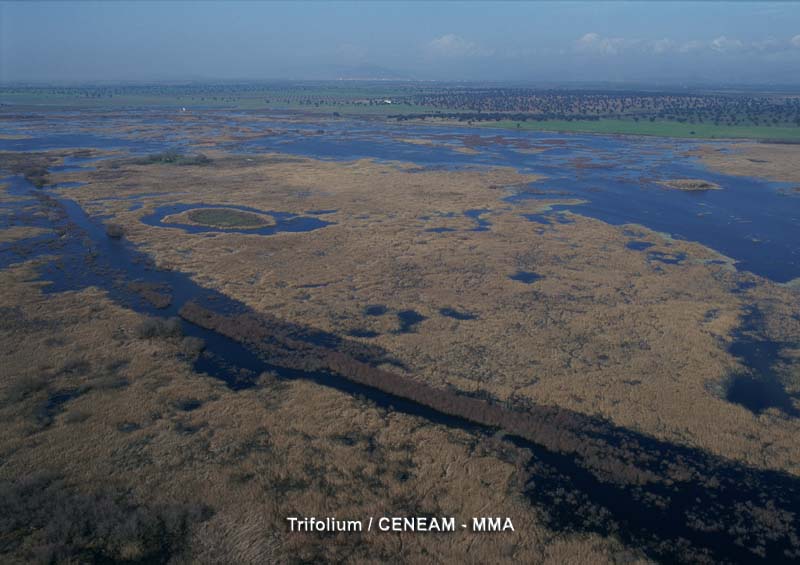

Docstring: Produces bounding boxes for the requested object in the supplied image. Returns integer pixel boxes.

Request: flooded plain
[3,110,799,282]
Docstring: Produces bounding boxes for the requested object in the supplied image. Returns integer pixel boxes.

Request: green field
[0,86,436,114]
[474,119,800,141]
[3,85,800,141]
[186,208,271,228]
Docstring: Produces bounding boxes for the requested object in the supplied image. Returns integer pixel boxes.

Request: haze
[2,1,799,84]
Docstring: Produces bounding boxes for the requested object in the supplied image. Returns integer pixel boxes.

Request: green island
[185,208,273,228]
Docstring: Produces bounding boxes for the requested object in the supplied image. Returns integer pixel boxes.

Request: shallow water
[364,304,388,316]
[509,270,542,284]
[726,309,799,416]
[395,309,426,333]
[439,307,477,321]
[727,374,797,415]
[626,240,654,251]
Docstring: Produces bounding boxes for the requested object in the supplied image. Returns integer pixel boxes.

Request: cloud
[650,39,676,54]
[702,35,796,54]
[574,33,672,56]
[751,38,781,52]
[575,32,800,56]
[575,32,627,55]
[426,34,492,57]
[709,36,745,53]
[678,40,706,54]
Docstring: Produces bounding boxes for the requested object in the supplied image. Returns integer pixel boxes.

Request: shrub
[105,223,124,239]
[59,357,91,376]
[179,336,205,358]
[62,410,90,424]
[134,317,182,339]
[92,374,129,390]
[0,473,212,562]
[22,166,49,187]
[5,374,49,403]
[134,151,211,166]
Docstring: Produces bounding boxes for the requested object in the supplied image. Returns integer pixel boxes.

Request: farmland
[3,82,800,140]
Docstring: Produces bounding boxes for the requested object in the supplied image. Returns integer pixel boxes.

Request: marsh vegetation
[2,108,800,564]
[658,178,723,191]
[133,150,211,166]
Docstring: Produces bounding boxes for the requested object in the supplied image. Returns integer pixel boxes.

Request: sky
[2,1,799,84]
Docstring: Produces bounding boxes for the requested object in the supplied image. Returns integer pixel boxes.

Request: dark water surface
[509,270,543,284]
[726,310,799,416]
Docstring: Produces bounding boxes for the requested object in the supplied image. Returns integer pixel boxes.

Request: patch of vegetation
[135,317,182,339]
[129,281,172,309]
[179,336,205,359]
[474,119,800,141]
[172,398,203,412]
[91,373,130,390]
[0,153,59,187]
[22,166,49,188]
[35,388,88,428]
[5,373,49,403]
[5,83,800,139]
[390,88,800,138]
[62,410,90,424]
[0,473,211,562]
[186,208,271,228]
[105,222,124,239]
[658,179,722,191]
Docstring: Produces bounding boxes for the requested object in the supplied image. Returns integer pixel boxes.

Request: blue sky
[2,1,799,83]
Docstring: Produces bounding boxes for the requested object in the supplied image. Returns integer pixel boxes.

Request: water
[647,250,687,265]
[0,132,167,153]
[626,240,654,251]
[464,208,492,232]
[509,270,542,284]
[727,375,797,415]
[395,309,426,333]
[305,209,338,215]
[364,304,388,316]
[725,309,799,416]
[347,328,380,338]
[439,308,478,321]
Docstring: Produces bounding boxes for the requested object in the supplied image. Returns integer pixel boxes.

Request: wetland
[2,107,800,564]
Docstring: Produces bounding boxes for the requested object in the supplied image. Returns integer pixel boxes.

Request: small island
[658,179,723,191]
[165,207,276,229]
